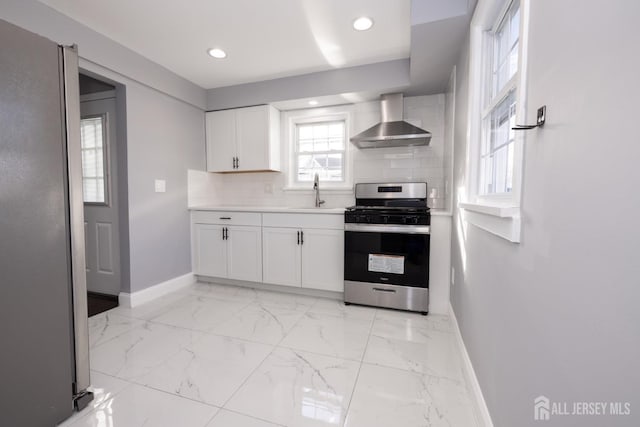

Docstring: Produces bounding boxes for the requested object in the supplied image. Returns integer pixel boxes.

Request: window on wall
[80,115,108,204]
[293,119,348,185]
[479,0,520,196]
[460,0,527,242]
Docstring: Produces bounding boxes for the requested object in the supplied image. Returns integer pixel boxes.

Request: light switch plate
[154,179,166,193]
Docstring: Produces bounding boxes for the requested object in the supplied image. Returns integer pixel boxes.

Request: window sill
[283,186,354,195]
[459,202,521,243]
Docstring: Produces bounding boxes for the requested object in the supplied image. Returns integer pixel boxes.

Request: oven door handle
[344,224,430,234]
[372,287,397,293]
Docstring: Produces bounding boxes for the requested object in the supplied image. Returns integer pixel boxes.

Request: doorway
[79,73,124,316]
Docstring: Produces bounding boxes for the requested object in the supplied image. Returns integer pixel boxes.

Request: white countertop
[188,205,346,214]
[189,205,452,216]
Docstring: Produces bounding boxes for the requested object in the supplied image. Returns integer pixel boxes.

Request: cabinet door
[301,228,344,292]
[235,105,269,171]
[206,110,237,172]
[262,227,301,287]
[193,224,227,277]
[227,225,262,282]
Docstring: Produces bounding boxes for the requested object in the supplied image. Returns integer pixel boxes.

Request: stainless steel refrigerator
[0,19,93,426]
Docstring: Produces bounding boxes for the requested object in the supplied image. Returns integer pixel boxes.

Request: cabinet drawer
[262,213,343,230]
[192,210,262,226]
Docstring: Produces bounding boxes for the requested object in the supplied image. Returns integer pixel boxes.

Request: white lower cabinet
[193,224,228,278]
[262,227,301,287]
[262,226,344,291]
[193,222,262,282]
[300,228,344,292]
[226,225,262,282]
[192,211,344,293]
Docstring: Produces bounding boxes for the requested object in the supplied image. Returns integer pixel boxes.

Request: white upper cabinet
[206,105,280,172]
[206,109,236,172]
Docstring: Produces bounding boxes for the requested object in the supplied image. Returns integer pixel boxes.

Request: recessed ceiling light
[308,100,319,106]
[207,48,227,59]
[353,17,374,31]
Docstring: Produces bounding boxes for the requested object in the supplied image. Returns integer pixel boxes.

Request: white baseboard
[449,302,494,427]
[119,272,195,308]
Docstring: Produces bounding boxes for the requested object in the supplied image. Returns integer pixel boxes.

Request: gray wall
[450,2,640,426]
[1,0,207,293]
[79,74,115,95]
[206,59,410,110]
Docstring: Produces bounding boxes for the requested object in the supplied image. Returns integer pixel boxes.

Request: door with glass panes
[80,94,121,295]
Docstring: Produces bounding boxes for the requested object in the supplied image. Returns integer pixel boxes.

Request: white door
[81,95,121,295]
[193,224,228,277]
[262,227,301,287]
[206,109,237,172]
[301,228,344,292]
[235,105,268,171]
[227,225,262,282]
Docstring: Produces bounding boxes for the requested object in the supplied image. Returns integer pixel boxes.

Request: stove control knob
[381,215,389,224]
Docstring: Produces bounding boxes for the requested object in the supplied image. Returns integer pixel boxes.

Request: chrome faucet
[313,173,325,208]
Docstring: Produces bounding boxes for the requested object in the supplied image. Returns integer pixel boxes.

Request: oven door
[344,224,430,288]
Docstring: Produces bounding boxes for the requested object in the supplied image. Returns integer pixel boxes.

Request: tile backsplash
[189,94,451,210]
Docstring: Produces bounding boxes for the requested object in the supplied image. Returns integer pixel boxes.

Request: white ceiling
[39,0,412,89]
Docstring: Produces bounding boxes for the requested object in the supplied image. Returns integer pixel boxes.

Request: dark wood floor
[87,292,119,317]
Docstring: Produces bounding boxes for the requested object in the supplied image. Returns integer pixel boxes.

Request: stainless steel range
[344,182,430,314]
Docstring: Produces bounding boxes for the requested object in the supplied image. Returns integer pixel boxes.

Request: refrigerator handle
[61,44,92,406]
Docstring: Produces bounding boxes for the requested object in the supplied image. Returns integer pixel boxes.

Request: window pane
[492,1,520,97]
[480,90,516,195]
[80,116,107,203]
[295,120,345,184]
[314,139,329,151]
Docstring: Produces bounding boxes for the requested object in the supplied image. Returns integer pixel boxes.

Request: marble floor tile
[225,348,360,427]
[63,283,478,427]
[374,309,453,334]
[363,334,464,380]
[151,294,250,333]
[279,312,372,361]
[107,292,192,320]
[88,312,143,349]
[68,383,218,427]
[307,299,377,321]
[207,409,284,427]
[254,289,318,311]
[90,321,203,381]
[138,334,273,406]
[344,364,476,427]
[187,282,262,302]
[212,301,306,345]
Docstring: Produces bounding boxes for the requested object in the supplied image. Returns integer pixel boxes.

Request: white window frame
[284,106,354,192]
[460,0,530,242]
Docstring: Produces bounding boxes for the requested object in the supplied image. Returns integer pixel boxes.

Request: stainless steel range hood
[350,93,432,149]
